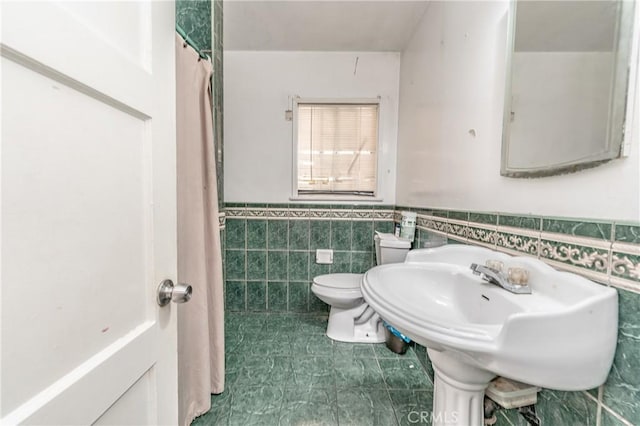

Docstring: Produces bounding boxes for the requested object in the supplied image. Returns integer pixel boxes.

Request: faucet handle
[508,267,529,286]
[485,260,504,273]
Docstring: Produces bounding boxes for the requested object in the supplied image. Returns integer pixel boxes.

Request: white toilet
[311,232,411,343]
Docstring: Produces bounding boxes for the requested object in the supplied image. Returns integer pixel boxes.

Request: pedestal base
[326,306,386,343]
[428,348,496,426]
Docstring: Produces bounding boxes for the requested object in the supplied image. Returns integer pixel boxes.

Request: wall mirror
[501,0,637,177]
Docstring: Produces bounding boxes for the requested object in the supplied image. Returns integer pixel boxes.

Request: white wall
[396,1,640,221]
[224,51,400,204]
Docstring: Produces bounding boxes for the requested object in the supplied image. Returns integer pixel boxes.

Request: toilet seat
[311,273,363,308]
[313,273,362,290]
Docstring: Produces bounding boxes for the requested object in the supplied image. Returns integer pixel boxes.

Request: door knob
[157,279,192,306]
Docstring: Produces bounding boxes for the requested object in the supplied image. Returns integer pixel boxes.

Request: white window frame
[290,97,383,201]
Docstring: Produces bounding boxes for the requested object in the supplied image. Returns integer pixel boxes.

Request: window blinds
[297,103,379,195]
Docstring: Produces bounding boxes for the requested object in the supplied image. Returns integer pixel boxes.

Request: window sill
[289,194,384,202]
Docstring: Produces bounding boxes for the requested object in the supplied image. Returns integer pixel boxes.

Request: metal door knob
[157,279,192,306]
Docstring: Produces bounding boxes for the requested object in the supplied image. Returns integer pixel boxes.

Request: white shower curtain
[175,34,225,426]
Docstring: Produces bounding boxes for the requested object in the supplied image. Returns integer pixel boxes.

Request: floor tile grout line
[384,384,403,425]
[334,353,341,426]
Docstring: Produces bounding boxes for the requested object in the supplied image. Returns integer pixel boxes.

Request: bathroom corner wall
[223,204,394,313]
[395,1,640,425]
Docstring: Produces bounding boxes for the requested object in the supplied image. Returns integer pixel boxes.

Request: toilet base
[326,304,386,343]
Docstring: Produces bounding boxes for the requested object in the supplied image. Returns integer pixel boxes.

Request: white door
[1,1,178,425]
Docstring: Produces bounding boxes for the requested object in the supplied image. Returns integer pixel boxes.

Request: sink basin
[361,245,618,426]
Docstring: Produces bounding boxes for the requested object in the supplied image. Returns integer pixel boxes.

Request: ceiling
[223,1,431,51]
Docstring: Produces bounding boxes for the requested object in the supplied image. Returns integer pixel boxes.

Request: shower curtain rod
[176,24,210,60]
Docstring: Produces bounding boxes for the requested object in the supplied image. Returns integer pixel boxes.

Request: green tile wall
[176,0,211,52]
[223,204,394,313]
[603,289,640,424]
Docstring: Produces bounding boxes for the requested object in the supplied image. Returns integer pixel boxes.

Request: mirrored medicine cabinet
[501,0,637,177]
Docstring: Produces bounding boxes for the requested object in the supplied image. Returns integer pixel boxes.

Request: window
[294,100,379,197]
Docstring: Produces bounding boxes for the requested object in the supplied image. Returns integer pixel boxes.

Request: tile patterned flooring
[191,312,434,426]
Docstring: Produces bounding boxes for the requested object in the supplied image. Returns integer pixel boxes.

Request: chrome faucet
[470,262,532,294]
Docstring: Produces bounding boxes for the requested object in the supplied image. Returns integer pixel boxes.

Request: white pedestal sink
[361,246,618,426]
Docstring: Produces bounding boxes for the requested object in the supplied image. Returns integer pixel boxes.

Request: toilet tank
[374,232,411,265]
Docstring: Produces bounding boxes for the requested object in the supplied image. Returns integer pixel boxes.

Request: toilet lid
[313,273,363,289]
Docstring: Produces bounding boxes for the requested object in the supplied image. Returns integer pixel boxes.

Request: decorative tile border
[401,208,640,293]
[538,234,610,277]
[430,216,449,235]
[496,226,537,257]
[225,207,245,218]
[447,218,468,241]
[309,208,331,219]
[467,222,497,249]
[225,204,395,222]
[611,242,640,284]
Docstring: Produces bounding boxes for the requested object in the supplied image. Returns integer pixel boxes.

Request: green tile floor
[191,312,434,426]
